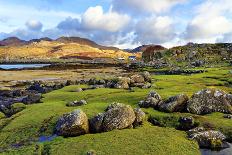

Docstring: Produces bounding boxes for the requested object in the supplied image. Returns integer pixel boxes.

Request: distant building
[129,56,136,61]
[118,57,125,60]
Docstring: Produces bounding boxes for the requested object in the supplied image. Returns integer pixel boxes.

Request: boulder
[159,94,189,112]
[130,74,145,84]
[75,88,83,92]
[187,89,232,114]
[115,77,130,89]
[66,100,87,107]
[178,116,196,130]
[138,91,162,108]
[89,113,104,133]
[55,109,89,137]
[102,103,136,132]
[189,129,228,149]
[22,93,41,104]
[141,71,152,83]
[133,108,146,127]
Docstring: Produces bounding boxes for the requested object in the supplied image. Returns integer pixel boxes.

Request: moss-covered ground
[0,67,231,154]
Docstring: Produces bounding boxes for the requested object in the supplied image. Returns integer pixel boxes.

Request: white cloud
[113,0,186,14]
[0,2,80,32]
[25,20,43,31]
[135,16,176,44]
[82,6,130,32]
[184,0,232,42]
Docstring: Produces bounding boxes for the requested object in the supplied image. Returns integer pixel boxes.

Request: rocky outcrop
[55,109,89,137]
[159,94,189,112]
[187,89,232,114]
[138,91,162,108]
[188,127,228,149]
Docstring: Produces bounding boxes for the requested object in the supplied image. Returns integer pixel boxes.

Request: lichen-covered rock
[130,74,145,84]
[55,109,89,137]
[189,129,228,149]
[141,71,152,83]
[89,113,104,133]
[159,94,189,112]
[138,91,162,108]
[187,89,232,114]
[102,103,136,132]
[115,77,130,89]
[133,108,146,127]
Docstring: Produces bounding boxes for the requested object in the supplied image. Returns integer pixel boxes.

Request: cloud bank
[1,0,232,48]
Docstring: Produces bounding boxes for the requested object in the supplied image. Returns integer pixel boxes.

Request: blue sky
[0,0,232,48]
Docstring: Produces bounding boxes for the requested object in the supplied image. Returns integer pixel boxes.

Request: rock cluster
[139,89,232,115]
[88,71,152,89]
[56,103,146,137]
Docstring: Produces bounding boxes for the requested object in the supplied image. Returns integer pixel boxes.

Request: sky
[0,0,232,48]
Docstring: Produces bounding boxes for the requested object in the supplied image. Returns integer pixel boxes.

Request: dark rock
[187,89,232,114]
[148,117,161,126]
[178,116,196,131]
[0,103,26,117]
[159,94,189,112]
[22,93,41,104]
[224,114,232,119]
[89,113,104,133]
[138,91,162,108]
[55,109,89,137]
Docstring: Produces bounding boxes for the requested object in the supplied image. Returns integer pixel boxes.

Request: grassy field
[0,67,231,154]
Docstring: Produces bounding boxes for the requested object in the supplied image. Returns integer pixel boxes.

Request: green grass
[0,67,231,154]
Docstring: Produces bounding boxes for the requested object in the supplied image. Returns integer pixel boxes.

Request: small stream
[38,134,57,143]
[200,143,232,155]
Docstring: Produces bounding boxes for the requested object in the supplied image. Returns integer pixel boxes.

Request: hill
[0,37,27,46]
[0,37,140,61]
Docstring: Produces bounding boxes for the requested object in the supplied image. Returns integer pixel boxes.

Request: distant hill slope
[131,45,158,53]
[0,37,27,46]
[0,37,140,60]
[142,43,232,67]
